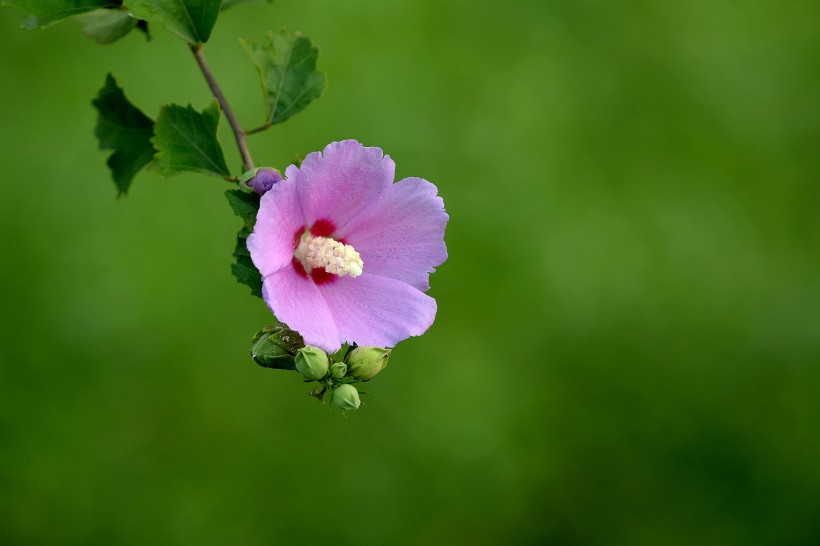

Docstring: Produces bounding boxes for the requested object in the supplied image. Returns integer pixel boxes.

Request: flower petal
[289,140,395,229]
[261,266,341,352]
[341,177,448,291]
[319,273,437,348]
[247,177,306,277]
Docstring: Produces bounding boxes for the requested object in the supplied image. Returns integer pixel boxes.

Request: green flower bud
[332,384,361,411]
[251,323,305,370]
[346,346,391,380]
[295,345,330,381]
[329,362,347,379]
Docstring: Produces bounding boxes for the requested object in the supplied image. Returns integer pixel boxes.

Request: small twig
[246,122,272,136]
[190,44,255,172]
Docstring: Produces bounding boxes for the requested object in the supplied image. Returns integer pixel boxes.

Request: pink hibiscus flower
[247,140,449,352]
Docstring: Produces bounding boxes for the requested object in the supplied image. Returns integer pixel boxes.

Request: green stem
[190,44,255,173]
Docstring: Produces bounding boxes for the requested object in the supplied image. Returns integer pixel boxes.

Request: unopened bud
[329,362,347,379]
[346,346,391,380]
[332,384,361,411]
[251,323,304,370]
[245,168,283,195]
[295,345,329,381]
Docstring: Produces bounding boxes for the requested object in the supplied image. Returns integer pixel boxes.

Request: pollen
[294,232,363,279]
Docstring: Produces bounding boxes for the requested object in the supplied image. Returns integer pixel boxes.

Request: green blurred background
[2,1,819,544]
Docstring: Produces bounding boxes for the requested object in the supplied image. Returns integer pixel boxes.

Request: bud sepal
[250,323,305,370]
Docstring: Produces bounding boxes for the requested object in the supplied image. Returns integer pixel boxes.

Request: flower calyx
[251,323,305,370]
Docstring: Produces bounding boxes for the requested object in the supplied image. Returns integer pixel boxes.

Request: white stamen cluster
[297,234,363,278]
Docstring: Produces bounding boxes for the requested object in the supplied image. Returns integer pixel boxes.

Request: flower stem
[190,44,255,173]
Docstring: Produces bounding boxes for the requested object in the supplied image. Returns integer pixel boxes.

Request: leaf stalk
[246,122,272,136]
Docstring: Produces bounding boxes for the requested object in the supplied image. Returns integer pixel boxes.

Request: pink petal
[247,178,306,277]
[341,177,448,291]
[261,266,341,352]
[288,140,395,230]
[319,273,438,348]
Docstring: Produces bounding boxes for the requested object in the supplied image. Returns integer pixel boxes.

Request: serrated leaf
[232,246,263,297]
[242,29,327,125]
[125,0,220,44]
[226,189,263,297]
[92,74,155,196]
[2,0,113,29]
[220,0,270,11]
[225,188,260,235]
[77,8,137,44]
[152,102,230,177]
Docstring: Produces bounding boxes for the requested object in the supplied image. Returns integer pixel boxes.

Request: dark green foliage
[1,0,113,29]
[125,0,220,44]
[231,236,263,297]
[91,73,155,196]
[226,189,262,297]
[225,188,260,236]
[152,102,230,178]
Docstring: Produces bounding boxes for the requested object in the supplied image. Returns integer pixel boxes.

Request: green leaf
[124,0,220,44]
[225,187,260,235]
[241,29,327,125]
[76,8,137,44]
[2,0,113,29]
[152,102,230,178]
[220,0,270,11]
[226,188,263,297]
[232,240,263,297]
[92,74,156,196]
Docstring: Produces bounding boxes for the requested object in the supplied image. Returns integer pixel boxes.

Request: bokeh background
[2,1,819,544]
